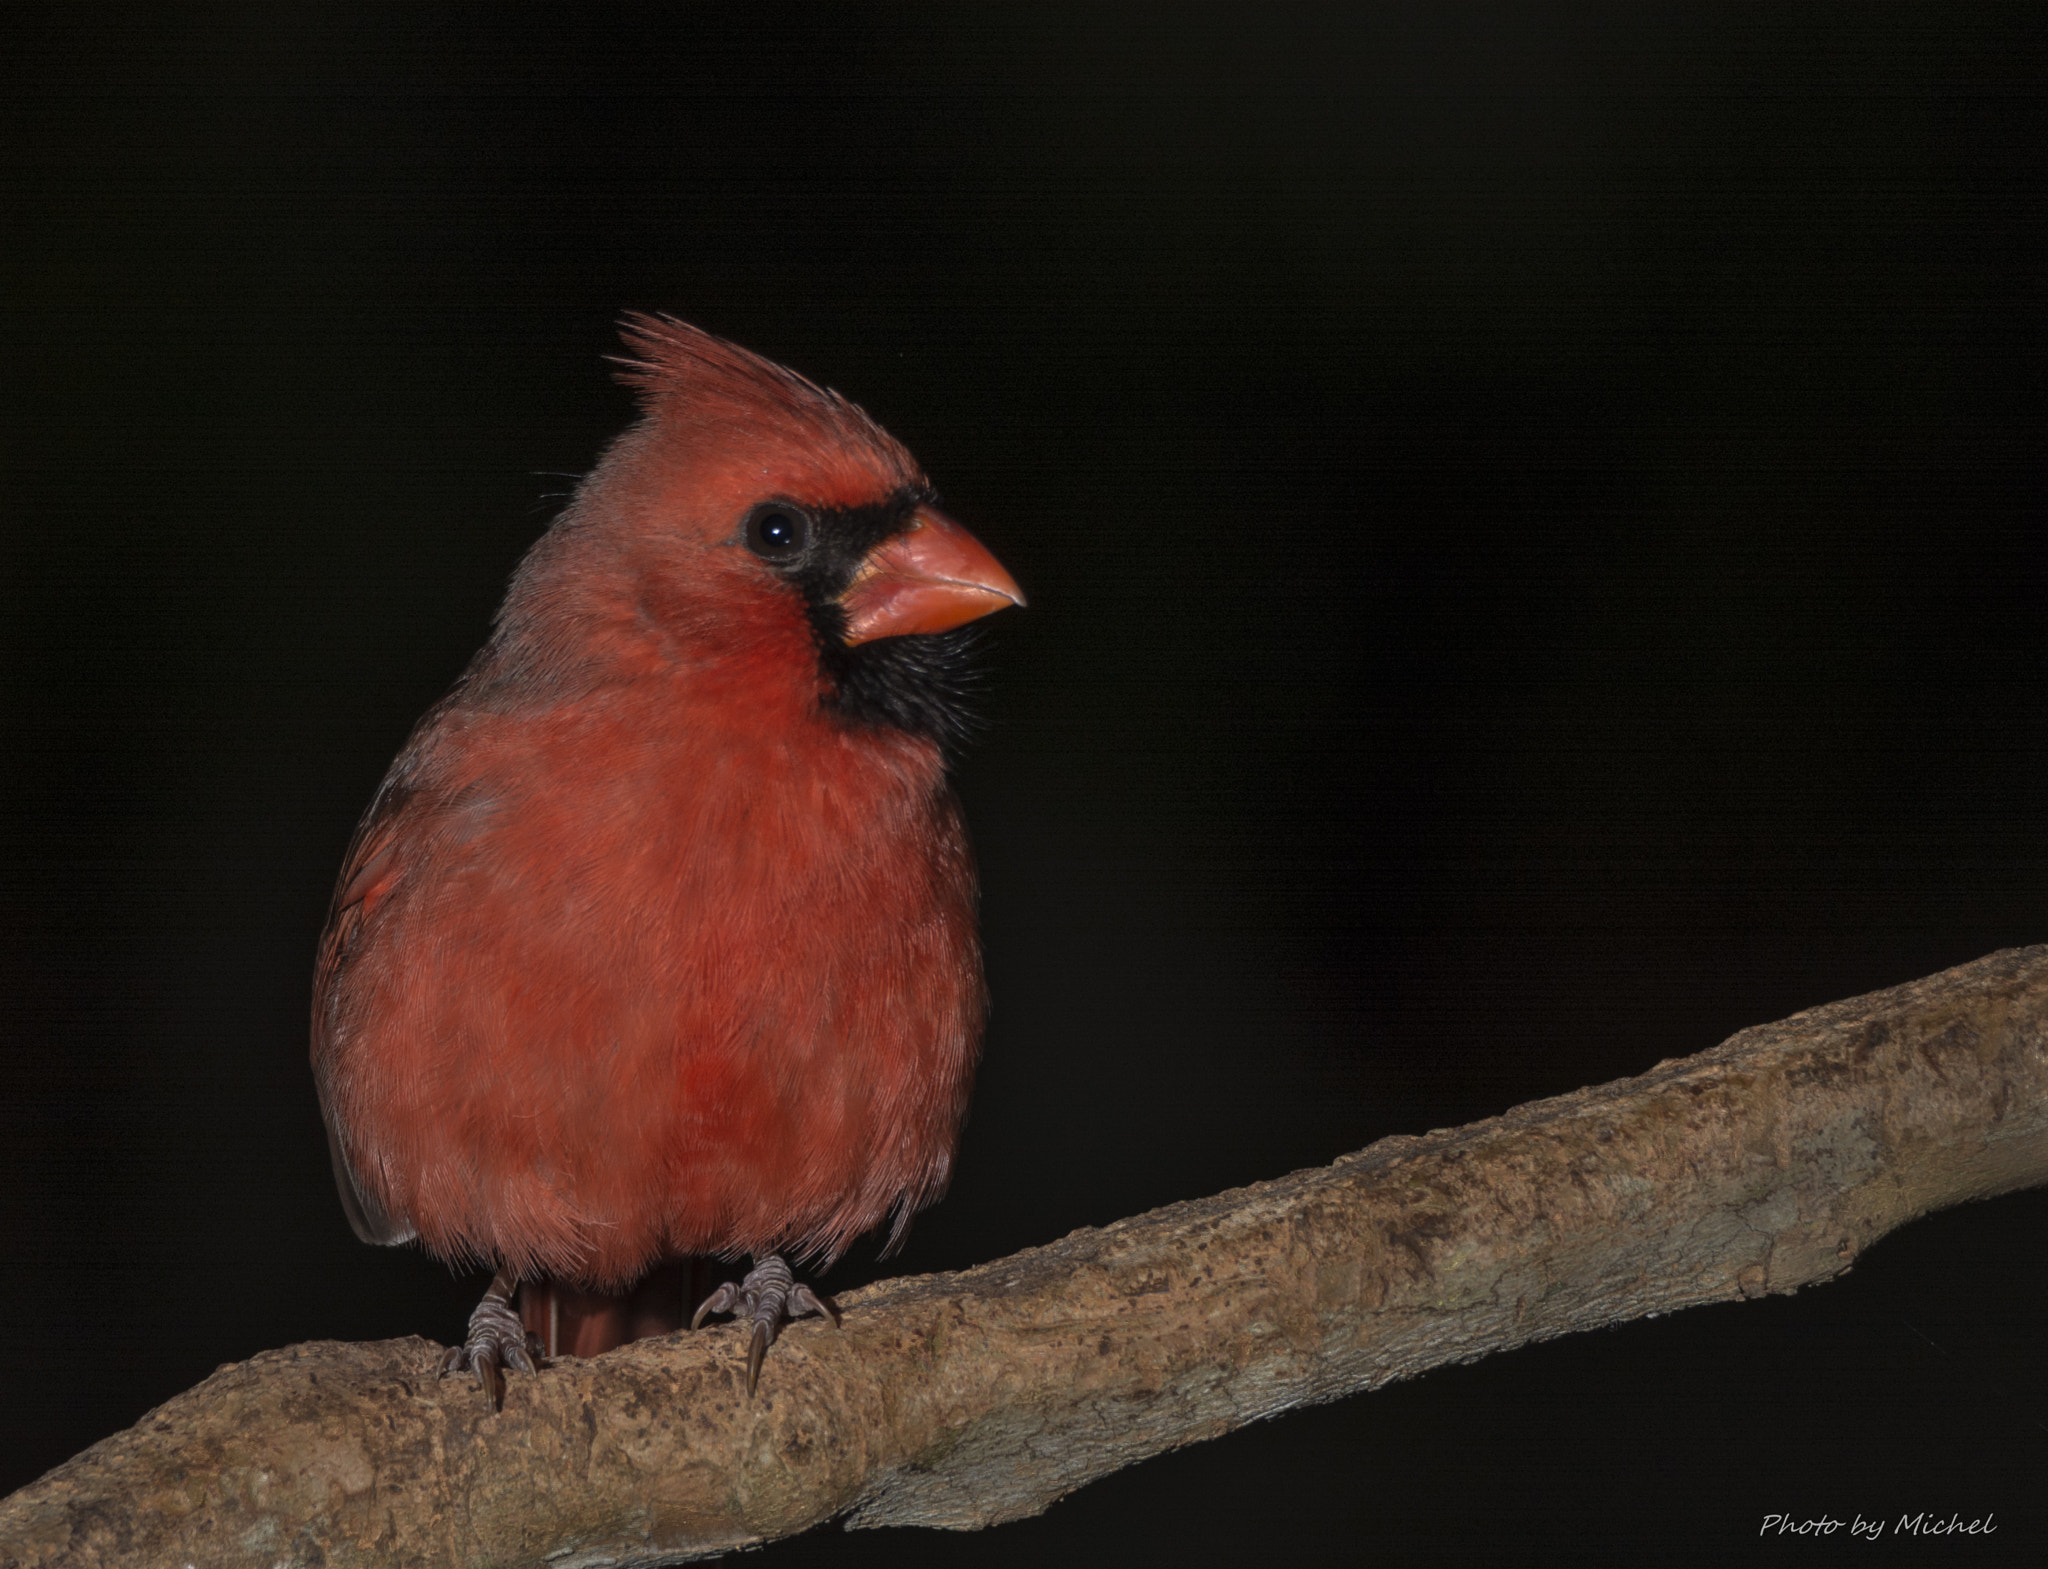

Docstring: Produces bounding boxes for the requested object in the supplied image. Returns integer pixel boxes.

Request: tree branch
[7,944,2048,1566]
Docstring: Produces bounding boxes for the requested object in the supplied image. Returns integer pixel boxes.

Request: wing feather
[312,789,417,1247]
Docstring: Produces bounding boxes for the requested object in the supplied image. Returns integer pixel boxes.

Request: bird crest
[612,314,923,488]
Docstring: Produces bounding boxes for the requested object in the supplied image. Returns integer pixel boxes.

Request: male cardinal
[311,317,1022,1403]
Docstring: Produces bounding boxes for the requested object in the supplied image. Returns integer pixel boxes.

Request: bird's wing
[312,788,419,1247]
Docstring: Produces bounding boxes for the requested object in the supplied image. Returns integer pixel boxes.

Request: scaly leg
[691,1254,840,1394]
[440,1265,541,1409]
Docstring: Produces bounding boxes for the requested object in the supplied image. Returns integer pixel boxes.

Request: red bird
[312,318,1022,1402]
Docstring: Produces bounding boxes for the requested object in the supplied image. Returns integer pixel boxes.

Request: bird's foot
[691,1254,840,1394]
[440,1266,542,1409]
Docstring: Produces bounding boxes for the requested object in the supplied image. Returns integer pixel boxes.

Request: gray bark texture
[7,943,2047,1567]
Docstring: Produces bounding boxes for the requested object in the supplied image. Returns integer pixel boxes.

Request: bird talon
[691,1254,838,1393]
[475,1349,504,1408]
[690,1281,742,1331]
[441,1267,532,1410]
[790,1283,842,1329]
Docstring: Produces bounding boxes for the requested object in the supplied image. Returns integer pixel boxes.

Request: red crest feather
[611,314,923,487]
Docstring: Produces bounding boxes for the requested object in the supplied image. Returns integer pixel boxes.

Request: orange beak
[839,506,1026,646]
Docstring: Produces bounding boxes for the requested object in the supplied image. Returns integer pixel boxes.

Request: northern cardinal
[312,318,1023,1402]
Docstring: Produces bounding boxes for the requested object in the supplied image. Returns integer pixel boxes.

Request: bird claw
[439,1267,539,1410]
[691,1254,840,1394]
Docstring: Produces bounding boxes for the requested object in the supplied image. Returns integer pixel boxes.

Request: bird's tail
[518,1259,717,1358]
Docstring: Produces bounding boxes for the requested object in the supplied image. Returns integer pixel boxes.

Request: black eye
[744,503,812,561]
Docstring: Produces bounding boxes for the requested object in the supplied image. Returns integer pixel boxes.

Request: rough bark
[7,944,2048,1567]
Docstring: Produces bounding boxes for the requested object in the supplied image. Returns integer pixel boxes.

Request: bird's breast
[451,672,950,925]
[322,667,979,1282]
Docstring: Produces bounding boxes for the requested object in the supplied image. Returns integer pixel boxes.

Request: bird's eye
[744,503,812,561]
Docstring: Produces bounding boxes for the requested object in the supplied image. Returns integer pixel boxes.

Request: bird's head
[495,317,1024,750]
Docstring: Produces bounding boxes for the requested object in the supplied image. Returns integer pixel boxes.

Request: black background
[5,4,2047,1563]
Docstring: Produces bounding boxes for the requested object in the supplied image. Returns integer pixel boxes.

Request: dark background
[5,4,2047,1563]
